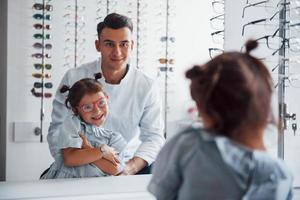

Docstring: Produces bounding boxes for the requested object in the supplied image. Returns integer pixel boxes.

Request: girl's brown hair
[186,40,274,137]
[60,73,103,113]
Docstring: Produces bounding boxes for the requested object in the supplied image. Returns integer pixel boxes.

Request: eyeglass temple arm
[242,19,267,36]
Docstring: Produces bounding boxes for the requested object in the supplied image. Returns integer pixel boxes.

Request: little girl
[41,73,127,178]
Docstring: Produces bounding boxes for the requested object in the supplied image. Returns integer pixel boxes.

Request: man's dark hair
[97,13,133,38]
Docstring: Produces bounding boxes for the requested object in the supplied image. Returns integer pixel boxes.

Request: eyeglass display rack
[277,0,298,159]
[32,0,52,142]
[241,0,299,159]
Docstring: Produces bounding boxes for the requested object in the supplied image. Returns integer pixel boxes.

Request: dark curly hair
[60,73,103,113]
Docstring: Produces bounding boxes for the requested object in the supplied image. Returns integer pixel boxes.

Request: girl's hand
[99,144,121,166]
[80,134,93,149]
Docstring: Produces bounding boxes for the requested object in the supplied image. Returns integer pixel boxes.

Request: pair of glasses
[32,53,51,59]
[33,43,52,49]
[212,0,224,14]
[159,66,174,72]
[34,63,52,70]
[32,73,51,79]
[65,21,86,31]
[211,30,224,44]
[242,0,281,18]
[33,14,51,20]
[33,33,51,39]
[65,5,86,12]
[209,47,224,58]
[33,23,51,30]
[210,14,224,30]
[160,36,176,43]
[242,16,279,36]
[33,3,53,11]
[78,98,107,113]
[158,58,175,64]
[31,88,52,98]
[34,82,53,89]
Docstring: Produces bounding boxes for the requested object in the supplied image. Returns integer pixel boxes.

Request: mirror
[2,0,218,181]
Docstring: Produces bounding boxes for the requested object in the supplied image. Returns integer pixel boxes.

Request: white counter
[0,175,155,200]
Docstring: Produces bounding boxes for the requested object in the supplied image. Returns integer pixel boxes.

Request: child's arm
[62,135,121,175]
[62,147,102,166]
[93,159,121,175]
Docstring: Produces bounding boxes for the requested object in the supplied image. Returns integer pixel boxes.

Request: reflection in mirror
[1,0,215,183]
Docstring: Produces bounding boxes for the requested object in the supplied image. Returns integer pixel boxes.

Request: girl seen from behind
[148,40,293,200]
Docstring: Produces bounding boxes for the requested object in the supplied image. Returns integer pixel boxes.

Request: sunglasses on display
[33,23,51,30]
[31,88,52,98]
[34,82,53,89]
[32,53,51,59]
[34,63,52,70]
[158,58,175,64]
[159,66,174,72]
[160,36,176,43]
[33,3,53,11]
[33,14,51,20]
[33,42,52,49]
[32,73,51,79]
[33,33,51,39]
[78,98,107,113]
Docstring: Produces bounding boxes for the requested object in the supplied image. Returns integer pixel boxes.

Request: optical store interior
[0,0,300,199]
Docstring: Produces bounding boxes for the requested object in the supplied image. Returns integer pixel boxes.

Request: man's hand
[119,157,147,175]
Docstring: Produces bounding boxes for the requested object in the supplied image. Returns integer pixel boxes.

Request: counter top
[0,175,155,200]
